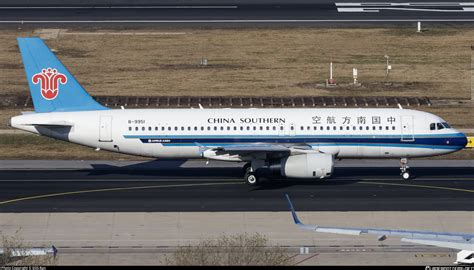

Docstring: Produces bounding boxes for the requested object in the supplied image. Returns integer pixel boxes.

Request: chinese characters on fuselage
[312,116,396,125]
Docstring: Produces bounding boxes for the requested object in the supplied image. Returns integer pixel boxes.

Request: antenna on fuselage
[397,104,403,110]
[198,103,204,110]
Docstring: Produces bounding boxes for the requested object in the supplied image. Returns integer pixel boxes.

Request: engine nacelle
[280,153,333,179]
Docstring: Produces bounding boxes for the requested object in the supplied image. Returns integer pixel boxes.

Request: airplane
[10,37,468,186]
[285,194,474,265]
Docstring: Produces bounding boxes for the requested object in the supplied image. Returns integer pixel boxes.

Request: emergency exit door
[401,115,414,142]
[99,115,113,142]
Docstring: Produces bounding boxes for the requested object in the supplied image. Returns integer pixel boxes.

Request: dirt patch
[55,47,89,58]
[157,63,245,70]
[0,63,21,70]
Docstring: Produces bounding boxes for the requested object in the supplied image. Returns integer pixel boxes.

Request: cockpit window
[430,123,436,130]
[436,123,444,130]
[442,122,450,128]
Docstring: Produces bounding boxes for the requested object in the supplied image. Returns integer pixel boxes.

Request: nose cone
[452,130,468,149]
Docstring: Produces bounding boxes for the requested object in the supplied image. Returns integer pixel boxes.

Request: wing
[215,144,291,155]
[285,194,474,250]
[199,143,315,159]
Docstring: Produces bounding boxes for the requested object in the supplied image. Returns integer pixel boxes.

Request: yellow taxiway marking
[0,181,242,206]
[358,181,474,193]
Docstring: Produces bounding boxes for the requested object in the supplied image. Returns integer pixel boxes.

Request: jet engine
[279,153,334,179]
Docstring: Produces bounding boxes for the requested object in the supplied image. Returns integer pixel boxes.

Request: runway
[0,160,472,212]
[1,2,474,24]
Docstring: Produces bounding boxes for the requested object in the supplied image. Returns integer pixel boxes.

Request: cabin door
[99,115,113,142]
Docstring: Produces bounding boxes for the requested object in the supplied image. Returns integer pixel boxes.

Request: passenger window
[385,126,389,130]
[372,126,376,130]
[346,126,350,130]
[327,126,330,130]
[359,126,363,130]
[392,126,396,130]
[128,127,132,131]
[155,127,158,131]
[320,126,324,131]
[142,127,145,131]
[181,127,184,131]
[280,126,284,130]
[340,126,343,130]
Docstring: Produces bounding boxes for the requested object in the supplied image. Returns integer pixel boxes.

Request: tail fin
[17,37,108,113]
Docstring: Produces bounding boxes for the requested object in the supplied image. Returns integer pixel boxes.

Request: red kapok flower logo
[32,68,67,100]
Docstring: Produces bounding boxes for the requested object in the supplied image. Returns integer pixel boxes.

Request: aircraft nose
[453,131,468,149]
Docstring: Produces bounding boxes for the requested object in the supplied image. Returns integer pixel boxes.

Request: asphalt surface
[0,2,473,24]
[0,160,472,212]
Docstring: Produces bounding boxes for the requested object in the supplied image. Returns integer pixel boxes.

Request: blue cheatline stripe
[123,133,467,150]
[123,133,465,139]
[155,143,460,150]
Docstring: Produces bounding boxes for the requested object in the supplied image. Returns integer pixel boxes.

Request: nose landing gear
[400,158,411,180]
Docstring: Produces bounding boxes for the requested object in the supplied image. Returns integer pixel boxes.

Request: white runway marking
[336,2,474,12]
[0,6,238,9]
[2,19,474,23]
[338,7,474,12]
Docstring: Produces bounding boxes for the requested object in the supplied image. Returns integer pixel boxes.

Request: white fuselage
[11,108,467,160]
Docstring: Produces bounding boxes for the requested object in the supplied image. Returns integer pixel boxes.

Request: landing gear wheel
[244,166,259,186]
[402,171,411,180]
[245,173,259,186]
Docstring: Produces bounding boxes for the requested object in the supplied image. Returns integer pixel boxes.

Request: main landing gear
[243,163,260,186]
[400,158,411,180]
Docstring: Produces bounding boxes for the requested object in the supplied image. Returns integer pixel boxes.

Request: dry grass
[162,233,293,266]
[0,26,472,99]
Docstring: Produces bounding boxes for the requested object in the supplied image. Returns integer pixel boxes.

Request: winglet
[285,194,302,225]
